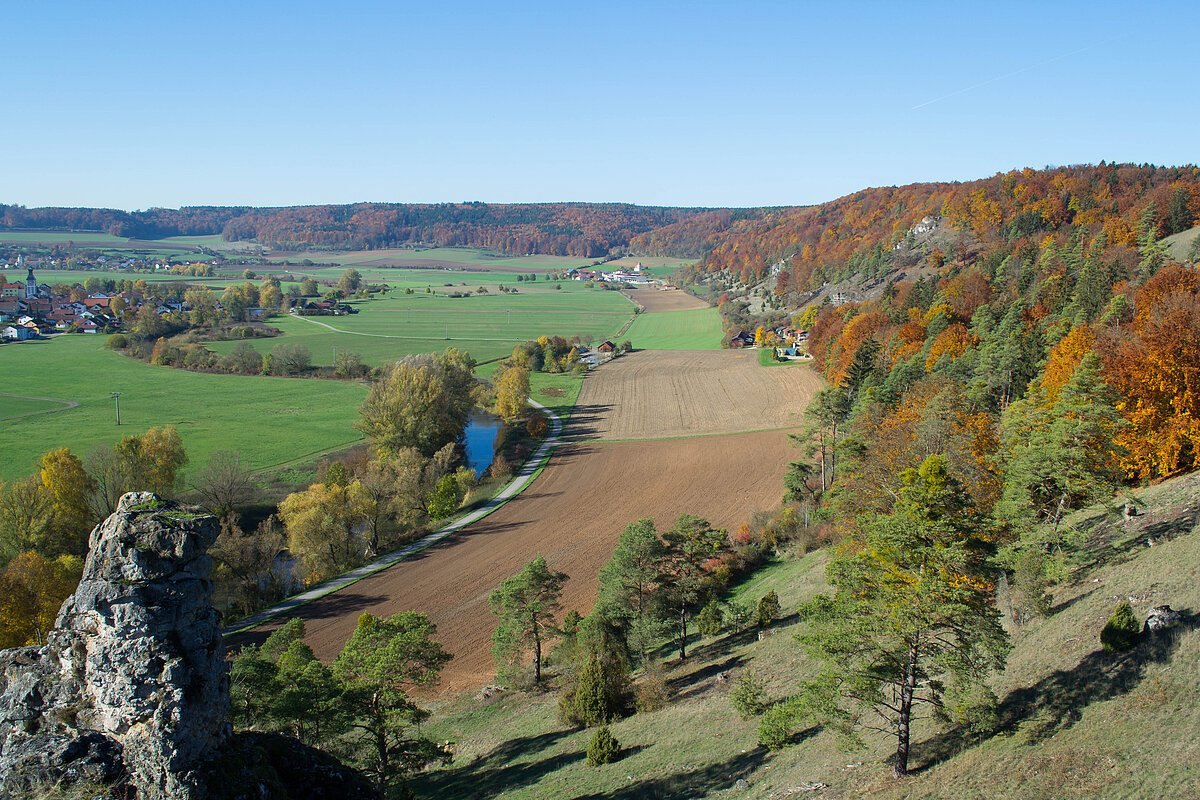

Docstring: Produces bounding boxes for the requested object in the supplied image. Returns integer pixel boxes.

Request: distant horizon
[5,159,1197,216]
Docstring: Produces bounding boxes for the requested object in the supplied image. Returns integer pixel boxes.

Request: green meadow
[0,395,74,420]
[623,306,724,350]
[208,285,638,367]
[0,336,366,482]
[268,246,592,271]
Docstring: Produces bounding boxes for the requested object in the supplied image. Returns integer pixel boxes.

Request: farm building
[597,340,617,353]
[728,331,755,349]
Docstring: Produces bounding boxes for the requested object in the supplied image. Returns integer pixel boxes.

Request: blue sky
[3,1,1196,209]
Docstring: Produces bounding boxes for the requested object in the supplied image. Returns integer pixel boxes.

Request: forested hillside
[678,164,1200,289]
[0,202,710,257]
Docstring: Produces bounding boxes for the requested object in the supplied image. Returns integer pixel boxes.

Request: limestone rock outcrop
[1143,604,1183,633]
[0,492,229,799]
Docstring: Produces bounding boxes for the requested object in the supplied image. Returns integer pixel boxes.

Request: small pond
[463,413,501,476]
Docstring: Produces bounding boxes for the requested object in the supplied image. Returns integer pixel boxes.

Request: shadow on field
[914,610,1197,772]
[559,403,609,442]
[415,728,579,798]
[573,747,769,800]
[668,653,747,703]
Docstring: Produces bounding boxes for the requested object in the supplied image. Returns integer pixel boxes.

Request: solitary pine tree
[658,515,728,660]
[797,455,1009,777]
[490,555,569,684]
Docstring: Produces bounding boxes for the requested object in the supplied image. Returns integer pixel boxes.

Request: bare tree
[192,451,257,519]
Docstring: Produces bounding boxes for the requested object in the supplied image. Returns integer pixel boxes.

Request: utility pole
[111,391,122,425]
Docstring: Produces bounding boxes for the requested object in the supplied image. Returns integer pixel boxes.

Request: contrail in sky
[910,39,1117,111]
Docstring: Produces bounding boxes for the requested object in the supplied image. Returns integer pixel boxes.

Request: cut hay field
[241,427,798,693]
[209,286,637,367]
[621,287,709,313]
[0,336,365,481]
[576,350,822,440]
[623,306,724,349]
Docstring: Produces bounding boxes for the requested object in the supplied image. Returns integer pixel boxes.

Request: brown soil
[620,288,709,313]
[238,429,796,694]
[575,350,824,440]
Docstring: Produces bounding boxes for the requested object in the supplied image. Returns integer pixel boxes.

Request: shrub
[489,453,513,480]
[730,671,767,718]
[696,599,725,637]
[756,590,781,628]
[1100,599,1140,653]
[757,696,805,749]
[573,654,609,726]
[634,661,668,712]
[586,726,620,766]
[526,415,548,439]
[107,333,128,350]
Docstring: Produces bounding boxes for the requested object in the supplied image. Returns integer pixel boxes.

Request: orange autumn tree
[925,323,975,372]
[1042,325,1097,405]
[1102,266,1200,478]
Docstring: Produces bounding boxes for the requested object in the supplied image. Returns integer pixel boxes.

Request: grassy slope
[413,474,1200,800]
[624,307,724,350]
[1163,224,1200,262]
[0,335,365,481]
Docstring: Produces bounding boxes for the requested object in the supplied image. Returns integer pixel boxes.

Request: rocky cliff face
[0,492,230,799]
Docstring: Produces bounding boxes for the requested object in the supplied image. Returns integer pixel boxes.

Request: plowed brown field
[621,287,710,312]
[575,350,823,440]
[241,429,794,693]
[236,339,823,692]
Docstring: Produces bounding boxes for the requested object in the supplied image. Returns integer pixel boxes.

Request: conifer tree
[797,455,1009,777]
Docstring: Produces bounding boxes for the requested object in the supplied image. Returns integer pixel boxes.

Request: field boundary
[0,393,80,421]
[223,397,563,636]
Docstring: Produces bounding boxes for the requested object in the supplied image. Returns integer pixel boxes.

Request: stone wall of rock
[0,492,230,799]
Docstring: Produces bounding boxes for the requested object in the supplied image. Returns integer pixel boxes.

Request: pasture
[0,336,366,482]
[208,285,638,367]
[622,305,724,349]
[0,394,76,421]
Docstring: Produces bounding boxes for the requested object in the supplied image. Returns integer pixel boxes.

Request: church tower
[25,266,37,300]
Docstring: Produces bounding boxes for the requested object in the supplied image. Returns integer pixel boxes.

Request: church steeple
[25,265,37,300]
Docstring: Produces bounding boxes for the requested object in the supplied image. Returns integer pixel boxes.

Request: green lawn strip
[222,398,563,635]
[623,306,723,350]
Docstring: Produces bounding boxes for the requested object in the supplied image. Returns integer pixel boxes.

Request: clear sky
[3,0,1197,210]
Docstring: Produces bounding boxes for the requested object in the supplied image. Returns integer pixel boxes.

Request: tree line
[1,202,713,258]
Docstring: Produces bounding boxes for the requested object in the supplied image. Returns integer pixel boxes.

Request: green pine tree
[797,455,1009,777]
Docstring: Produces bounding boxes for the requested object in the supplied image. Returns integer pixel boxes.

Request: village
[0,262,125,340]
